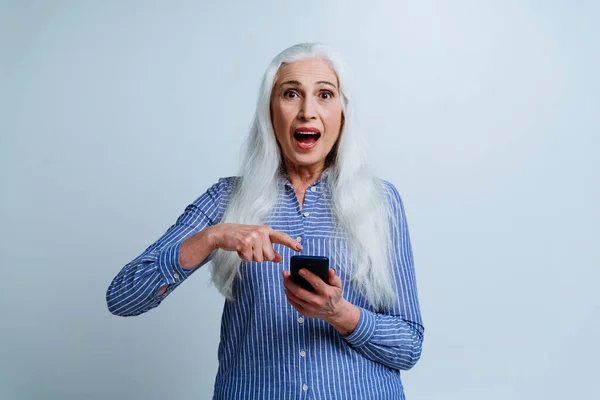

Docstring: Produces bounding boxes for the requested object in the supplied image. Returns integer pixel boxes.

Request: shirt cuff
[343,307,377,348]
[157,242,194,286]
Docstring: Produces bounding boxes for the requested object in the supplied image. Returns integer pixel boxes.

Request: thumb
[329,268,341,288]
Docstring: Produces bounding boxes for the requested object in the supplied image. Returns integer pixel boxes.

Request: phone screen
[290,256,330,292]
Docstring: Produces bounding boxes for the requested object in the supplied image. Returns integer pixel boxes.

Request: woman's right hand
[179,224,302,270]
[160,224,301,295]
[209,223,302,263]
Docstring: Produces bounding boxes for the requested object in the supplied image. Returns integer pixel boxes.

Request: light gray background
[1,1,598,399]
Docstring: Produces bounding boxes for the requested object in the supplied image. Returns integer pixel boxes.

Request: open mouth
[293,131,321,149]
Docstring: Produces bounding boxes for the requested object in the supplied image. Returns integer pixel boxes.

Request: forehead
[274,57,338,86]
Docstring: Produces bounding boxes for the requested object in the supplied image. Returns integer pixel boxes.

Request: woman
[107,42,424,399]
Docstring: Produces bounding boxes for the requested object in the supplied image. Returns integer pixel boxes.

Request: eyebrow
[279,80,338,89]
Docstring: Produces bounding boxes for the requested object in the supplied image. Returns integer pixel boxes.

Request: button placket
[298,314,308,397]
[301,184,318,222]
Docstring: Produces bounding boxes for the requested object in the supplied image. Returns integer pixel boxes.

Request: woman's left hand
[282,268,360,335]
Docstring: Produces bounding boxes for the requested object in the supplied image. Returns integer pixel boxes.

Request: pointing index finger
[269,230,302,252]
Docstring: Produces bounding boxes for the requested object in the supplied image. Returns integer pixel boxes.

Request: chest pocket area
[236,256,287,299]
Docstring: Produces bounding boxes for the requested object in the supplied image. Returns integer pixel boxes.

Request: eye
[319,91,334,99]
[284,90,299,98]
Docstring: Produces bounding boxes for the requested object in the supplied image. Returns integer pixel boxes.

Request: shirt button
[297,317,304,324]
[174,273,180,280]
[302,384,308,392]
[310,187,317,192]
[303,212,310,217]
[296,236,302,243]
[300,350,306,357]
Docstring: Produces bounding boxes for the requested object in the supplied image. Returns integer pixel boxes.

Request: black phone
[290,256,330,292]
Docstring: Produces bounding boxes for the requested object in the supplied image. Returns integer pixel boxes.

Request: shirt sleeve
[106,177,236,317]
[342,181,425,370]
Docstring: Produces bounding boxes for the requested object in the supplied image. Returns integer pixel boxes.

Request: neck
[282,159,326,210]
[283,159,324,188]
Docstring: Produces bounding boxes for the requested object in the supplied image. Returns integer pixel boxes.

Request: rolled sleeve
[338,180,424,370]
[106,177,235,316]
[343,307,377,347]
[157,242,195,284]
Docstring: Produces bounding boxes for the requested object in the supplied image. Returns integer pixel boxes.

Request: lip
[294,127,321,134]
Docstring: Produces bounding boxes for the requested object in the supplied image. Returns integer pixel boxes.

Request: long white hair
[211,42,396,309]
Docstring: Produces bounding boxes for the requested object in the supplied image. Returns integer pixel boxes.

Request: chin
[292,155,326,168]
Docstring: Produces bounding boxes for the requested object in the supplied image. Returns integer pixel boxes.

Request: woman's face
[271,57,343,173]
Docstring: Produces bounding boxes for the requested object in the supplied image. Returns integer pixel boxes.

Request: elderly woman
[107,42,424,399]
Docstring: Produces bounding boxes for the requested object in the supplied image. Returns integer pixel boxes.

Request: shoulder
[193,176,240,207]
[212,176,240,193]
[375,178,410,221]
[376,178,404,206]
[187,176,240,223]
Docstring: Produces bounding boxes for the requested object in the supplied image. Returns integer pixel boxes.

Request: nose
[298,96,317,120]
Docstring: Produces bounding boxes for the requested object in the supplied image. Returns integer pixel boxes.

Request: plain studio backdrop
[1,1,598,399]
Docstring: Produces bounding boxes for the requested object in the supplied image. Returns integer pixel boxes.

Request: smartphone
[290,256,330,292]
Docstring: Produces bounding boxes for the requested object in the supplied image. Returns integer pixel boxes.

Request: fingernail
[300,269,306,276]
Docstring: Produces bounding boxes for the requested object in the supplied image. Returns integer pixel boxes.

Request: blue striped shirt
[106,175,424,399]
